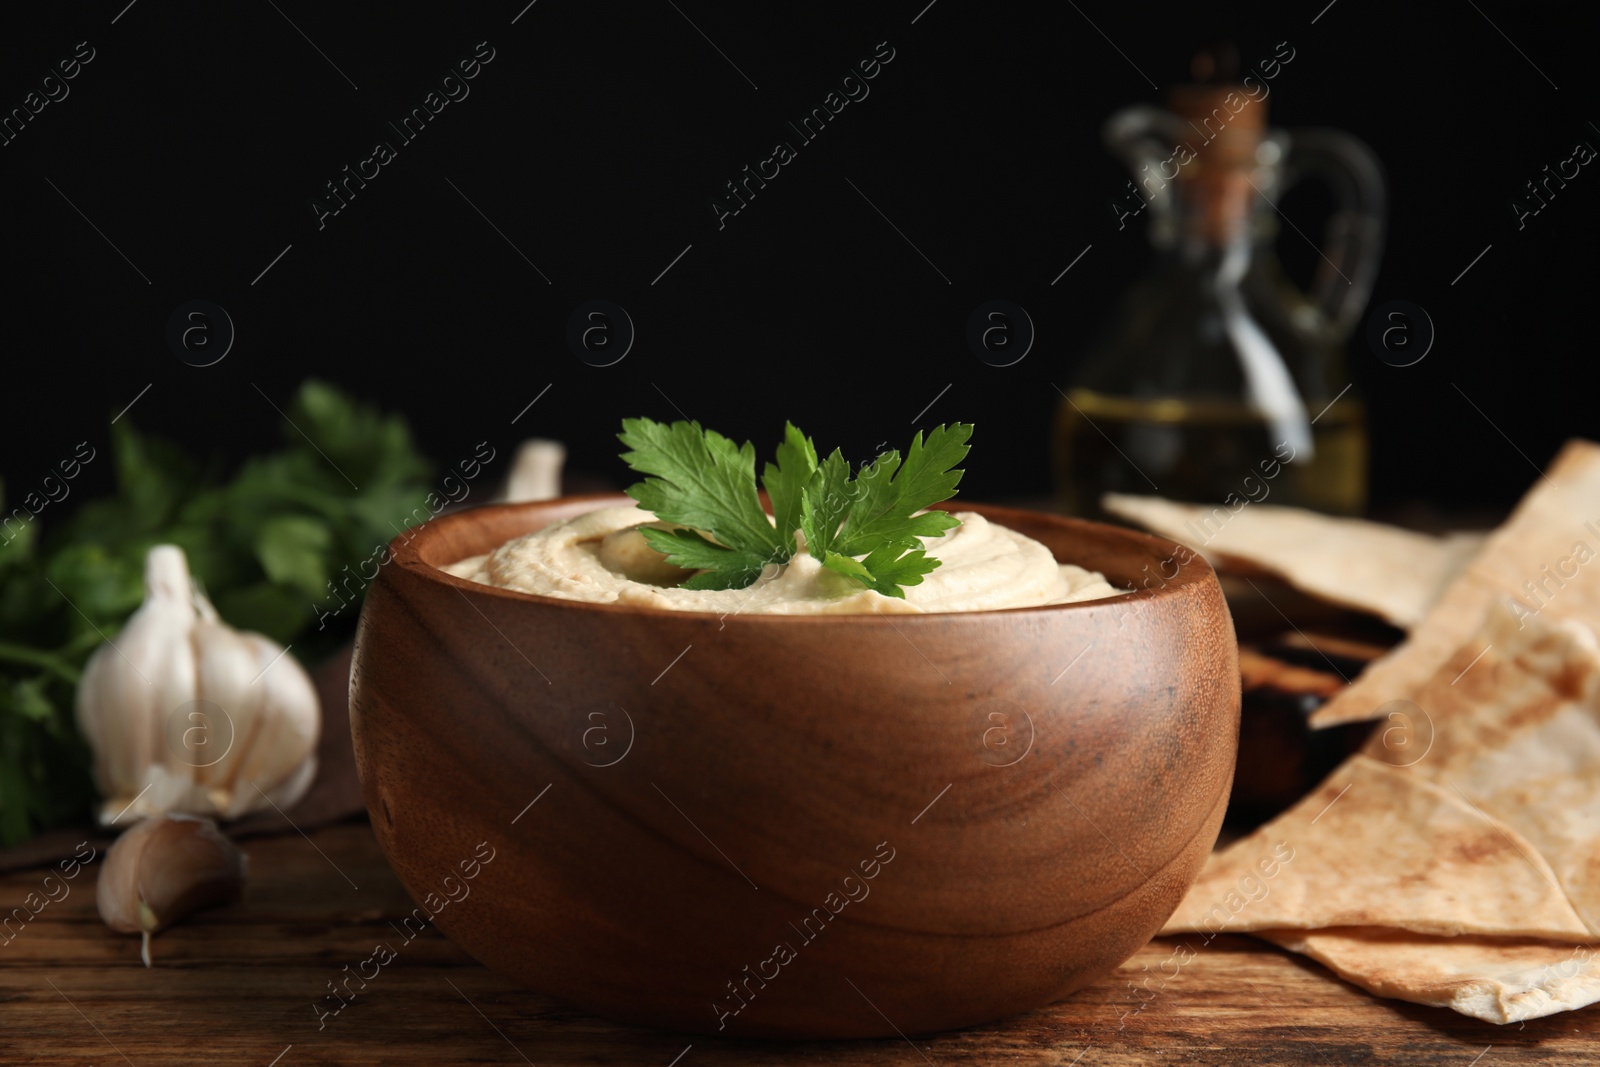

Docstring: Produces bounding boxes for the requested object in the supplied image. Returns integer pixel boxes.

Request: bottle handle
[1103,106,1192,228]
[1282,129,1387,342]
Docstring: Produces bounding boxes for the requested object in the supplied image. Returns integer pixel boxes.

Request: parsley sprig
[618,419,973,597]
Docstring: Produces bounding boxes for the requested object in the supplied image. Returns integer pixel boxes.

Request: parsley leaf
[619,418,782,558]
[801,424,972,598]
[797,448,853,565]
[854,543,938,597]
[833,424,971,554]
[618,419,972,599]
[638,528,774,591]
[761,422,818,556]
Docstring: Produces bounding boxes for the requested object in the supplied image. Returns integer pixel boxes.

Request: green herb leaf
[619,419,971,599]
[287,380,433,490]
[110,420,196,532]
[11,677,55,723]
[639,527,772,591]
[801,425,971,597]
[760,422,818,556]
[799,449,853,564]
[854,543,940,598]
[256,515,333,600]
[619,419,784,590]
[818,550,873,583]
[212,583,314,643]
[833,424,972,555]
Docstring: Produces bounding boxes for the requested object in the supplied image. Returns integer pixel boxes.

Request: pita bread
[1160,754,1594,941]
[1256,928,1600,1024]
[1102,493,1481,629]
[1314,438,1600,727]
[1274,630,1391,666]
[1238,648,1344,699]
[1164,608,1600,1019]
[1367,610,1600,933]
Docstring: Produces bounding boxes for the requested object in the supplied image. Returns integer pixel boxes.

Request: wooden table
[3,822,1593,1066]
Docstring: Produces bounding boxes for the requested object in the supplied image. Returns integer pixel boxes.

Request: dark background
[1,0,1593,516]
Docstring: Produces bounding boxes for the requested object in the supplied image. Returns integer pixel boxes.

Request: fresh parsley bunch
[0,382,433,846]
[618,419,973,597]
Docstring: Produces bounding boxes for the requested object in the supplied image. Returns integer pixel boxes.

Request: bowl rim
[385,493,1217,623]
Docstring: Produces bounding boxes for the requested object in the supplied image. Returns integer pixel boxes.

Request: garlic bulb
[97,814,247,966]
[76,544,320,826]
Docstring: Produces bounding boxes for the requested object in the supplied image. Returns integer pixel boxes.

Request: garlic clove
[502,439,565,502]
[224,633,319,816]
[117,764,205,826]
[254,753,318,819]
[97,815,247,966]
[78,545,200,824]
[187,614,270,812]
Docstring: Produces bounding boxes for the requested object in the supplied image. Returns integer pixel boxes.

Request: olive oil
[1054,388,1367,519]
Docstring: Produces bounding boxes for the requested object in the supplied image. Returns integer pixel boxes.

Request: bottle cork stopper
[1164,44,1269,243]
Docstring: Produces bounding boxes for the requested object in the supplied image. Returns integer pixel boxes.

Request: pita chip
[1256,929,1600,1024]
[1102,492,1480,629]
[1160,755,1594,942]
[1314,438,1600,727]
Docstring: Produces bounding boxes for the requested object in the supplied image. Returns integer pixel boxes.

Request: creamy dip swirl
[441,505,1121,614]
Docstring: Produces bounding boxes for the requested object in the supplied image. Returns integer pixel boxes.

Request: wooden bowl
[350,496,1239,1038]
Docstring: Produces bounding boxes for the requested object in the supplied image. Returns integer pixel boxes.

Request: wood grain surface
[3,822,1595,1066]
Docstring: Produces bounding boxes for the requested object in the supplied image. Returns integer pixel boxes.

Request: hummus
[441,505,1121,614]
